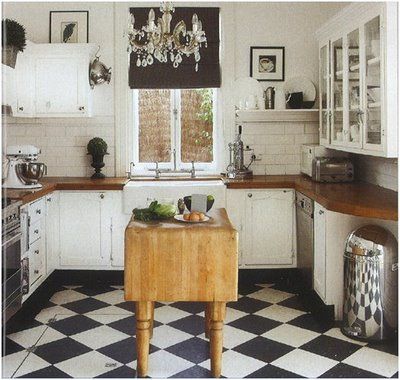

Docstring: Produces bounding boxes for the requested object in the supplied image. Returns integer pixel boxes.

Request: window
[133,89,216,171]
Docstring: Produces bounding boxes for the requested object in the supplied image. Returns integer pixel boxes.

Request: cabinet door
[59,192,111,267]
[14,51,34,117]
[330,37,345,146]
[362,15,384,152]
[35,57,86,115]
[226,190,245,266]
[319,43,330,145]
[314,203,326,302]
[244,190,295,266]
[45,192,59,275]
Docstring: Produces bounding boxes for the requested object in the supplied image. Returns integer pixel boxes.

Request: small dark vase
[90,153,107,179]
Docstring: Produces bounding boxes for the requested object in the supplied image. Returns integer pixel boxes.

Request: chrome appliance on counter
[295,192,314,290]
[2,198,24,322]
[3,145,47,189]
[226,125,255,179]
[312,157,354,183]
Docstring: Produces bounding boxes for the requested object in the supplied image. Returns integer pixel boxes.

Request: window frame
[132,88,218,174]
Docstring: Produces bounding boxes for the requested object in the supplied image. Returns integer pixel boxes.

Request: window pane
[180,89,213,163]
[138,89,171,162]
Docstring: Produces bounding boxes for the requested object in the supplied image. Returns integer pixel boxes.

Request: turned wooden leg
[150,301,155,339]
[205,303,211,339]
[209,302,226,378]
[135,301,152,377]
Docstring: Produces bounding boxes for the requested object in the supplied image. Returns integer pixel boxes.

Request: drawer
[29,219,42,245]
[28,198,45,224]
[29,239,44,286]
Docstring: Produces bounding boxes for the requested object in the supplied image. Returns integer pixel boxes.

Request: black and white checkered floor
[2,282,398,378]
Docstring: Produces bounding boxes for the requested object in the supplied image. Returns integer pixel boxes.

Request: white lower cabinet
[227,189,296,268]
[59,192,112,267]
[313,202,327,302]
[45,192,59,275]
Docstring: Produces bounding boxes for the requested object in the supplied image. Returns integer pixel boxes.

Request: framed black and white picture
[250,46,285,81]
[49,11,89,43]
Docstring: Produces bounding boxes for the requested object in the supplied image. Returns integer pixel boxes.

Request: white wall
[2,2,115,177]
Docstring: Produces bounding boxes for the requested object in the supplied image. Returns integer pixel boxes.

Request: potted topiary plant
[2,19,26,68]
[87,137,109,179]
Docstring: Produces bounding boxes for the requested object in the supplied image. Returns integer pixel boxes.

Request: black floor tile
[246,364,304,378]
[277,295,308,312]
[96,365,136,378]
[73,285,116,297]
[170,365,213,378]
[228,315,281,335]
[166,337,210,364]
[49,315,102,336]
[98,337,158,364]
[5,319,43,335]
[169,302,205,314]
[238,283,263,296]
[107,316,137,336]
[227,296,271,314]
[3,337,25,356]
[18,365,72,378]
[233,336,294,363]
[288,313,331,333]
[114,301,135,313]
[320,363,384,378]
[367,339,398,356]
[301,335,362,361]
[168,315,205,336]
[33,337,91,364]
[62,298,110,314]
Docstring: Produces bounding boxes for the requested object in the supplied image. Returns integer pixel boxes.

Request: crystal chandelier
[127,2,207,71]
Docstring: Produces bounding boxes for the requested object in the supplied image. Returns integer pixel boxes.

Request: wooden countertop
[225,175,398,221]
[3,177,128,204]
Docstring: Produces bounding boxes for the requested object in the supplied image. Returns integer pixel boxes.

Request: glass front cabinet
[317,3,398,157]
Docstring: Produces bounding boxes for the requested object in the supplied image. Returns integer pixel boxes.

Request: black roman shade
[128,7,220,89]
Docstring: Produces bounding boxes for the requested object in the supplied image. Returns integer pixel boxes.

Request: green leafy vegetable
[133,201,176,221]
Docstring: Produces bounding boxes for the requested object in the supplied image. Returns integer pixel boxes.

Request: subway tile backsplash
[241,121,319,175]
[3,116,115,177]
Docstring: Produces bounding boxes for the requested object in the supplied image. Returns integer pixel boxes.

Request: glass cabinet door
[363,15,382,150]
[331,38,344,145]
[346,28,362,147]
[319,44,329,144]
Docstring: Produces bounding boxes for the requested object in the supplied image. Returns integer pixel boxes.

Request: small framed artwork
[49,11,89,43]
[250,46,285,81]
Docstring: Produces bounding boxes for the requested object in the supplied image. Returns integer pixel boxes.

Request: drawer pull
[36,209,41,214]
[34,250,39,254]
[100,194,105,199]
[34,229,39,234]
[319,210,324,215]
[248,193,253,198]
[79,106,85,111]
[34,270,39,274]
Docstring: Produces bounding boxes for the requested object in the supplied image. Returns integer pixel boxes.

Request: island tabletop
[125,208,238,377]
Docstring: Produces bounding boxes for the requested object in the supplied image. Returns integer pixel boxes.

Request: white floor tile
[71,325,130,350]
[86,313,129,325]
[55,351,123,378]
[199,349,265,378]
[93,290,124,305]
[153,305,191,324]
[1,350,29,378]
[198,325,256,349]
[248,287,293,303]
[197,307,247,324]
[254,304,306,323]
[7,325,47,348]
[13,353,51,377]
[271,349,338,378]
[36,327,66,346]
[262,323,320,347]
[130,350,193,378]
[151,325,192,349]
[34,305,75,324]
[343,346,398,377]
[86,305,132,315]
[323,328,368,346]
[50,289,87,305]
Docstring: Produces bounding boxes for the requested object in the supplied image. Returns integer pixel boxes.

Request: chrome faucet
[172,149,177,171]
[155,161,161,179]
[190,161,196,178]
[126,161,135,179]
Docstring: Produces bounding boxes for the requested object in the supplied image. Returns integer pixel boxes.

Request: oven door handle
[3,232,22,250]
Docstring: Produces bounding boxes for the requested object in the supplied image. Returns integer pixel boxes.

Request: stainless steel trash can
[342,225,398,341]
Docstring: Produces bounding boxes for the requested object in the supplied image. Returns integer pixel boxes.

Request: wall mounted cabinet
[13,42,97,118]
[317,3,398,157]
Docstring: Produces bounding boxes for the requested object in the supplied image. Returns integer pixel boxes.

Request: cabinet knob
[36,209,41,214]
[79,106,85,111]
[34,270,39,274]
[18,106,24,111]
[100,194,105,199]
[248,193,252,198]
[34,229,39,234]
[47,198,52,202]
[319,210,324,215]
[35,250,39,254]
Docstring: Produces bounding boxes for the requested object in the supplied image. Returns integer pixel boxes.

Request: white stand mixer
[3,145,46,189]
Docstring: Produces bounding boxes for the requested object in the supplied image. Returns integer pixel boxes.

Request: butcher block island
[124,208,238,378]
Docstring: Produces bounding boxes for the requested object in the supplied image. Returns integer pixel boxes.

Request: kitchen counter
[225,175,398,221]
[4,177,129,204]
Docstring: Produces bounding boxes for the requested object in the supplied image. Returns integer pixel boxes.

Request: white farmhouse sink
[122,180,226,214]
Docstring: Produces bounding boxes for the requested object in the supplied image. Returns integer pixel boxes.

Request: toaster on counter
[312,157,354,183]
